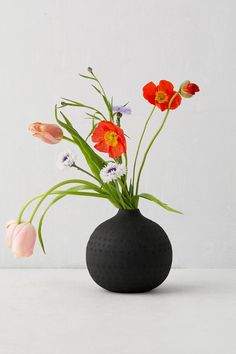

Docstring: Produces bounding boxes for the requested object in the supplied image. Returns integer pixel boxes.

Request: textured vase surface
[86,209,172,293]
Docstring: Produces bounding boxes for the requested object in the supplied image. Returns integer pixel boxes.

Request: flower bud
[180,81,200,98]
[5,221,36,258]
[29,122,63,144]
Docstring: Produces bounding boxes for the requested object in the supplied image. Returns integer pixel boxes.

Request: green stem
[132,106,156,192]
[62,136,75,144]
[72,164,101,183]
[118,179,134,209]
[123,153,128,184]
[135,93,180,195]
[17,194,43,224]
[18,186,96,224]
[115,182,126,209]
[28,179,87,223]
[91,71,113,121]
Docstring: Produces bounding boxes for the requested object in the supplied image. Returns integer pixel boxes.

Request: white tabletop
[0,269,235,354]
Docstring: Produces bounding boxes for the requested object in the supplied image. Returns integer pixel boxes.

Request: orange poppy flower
[143,80,181,111]
[92,121,127,159]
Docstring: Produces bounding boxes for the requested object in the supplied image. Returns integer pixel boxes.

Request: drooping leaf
[37,186,110,253]
[139,193,183,214]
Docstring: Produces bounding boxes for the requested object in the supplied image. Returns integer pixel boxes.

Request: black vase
[86,209,172,293]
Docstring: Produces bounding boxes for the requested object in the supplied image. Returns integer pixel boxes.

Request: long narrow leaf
[60,98,105,119]
[55,107,121,207]
[79,74,96,80]
[139,193,183,214]
[55,107,105,179]
[91,85,102,94]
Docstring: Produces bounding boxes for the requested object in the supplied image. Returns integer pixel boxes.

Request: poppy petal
[156,101,169,111]
[158,80,174,94]
[91,122,110,142]
[143,82,157,105]
[170,93,182,110]
[109,143,124,159]
[94,141,109,153]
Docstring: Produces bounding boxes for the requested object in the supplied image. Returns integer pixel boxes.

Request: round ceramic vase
[86,209,172,293]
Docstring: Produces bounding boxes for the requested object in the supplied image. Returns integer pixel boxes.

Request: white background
[0,0,235,268]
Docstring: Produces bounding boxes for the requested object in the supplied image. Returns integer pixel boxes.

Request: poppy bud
[180,81,200,98]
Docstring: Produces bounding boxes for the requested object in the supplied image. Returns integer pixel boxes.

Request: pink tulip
[5,220,18,248]
[28,122,63,144]
[5,220,36,259]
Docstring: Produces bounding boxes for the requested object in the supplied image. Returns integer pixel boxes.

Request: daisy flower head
[112,105,131,115]
[57,150,76,170]
[100,162,126,183]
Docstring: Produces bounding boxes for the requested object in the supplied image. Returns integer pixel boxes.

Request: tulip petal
[11,223,36,259]
[5,220,18,248]
[29,122,63,144]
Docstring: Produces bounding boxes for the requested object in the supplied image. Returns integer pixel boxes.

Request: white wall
[0,0,235,268]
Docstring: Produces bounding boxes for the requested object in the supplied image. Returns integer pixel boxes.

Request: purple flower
[112,105,131,115]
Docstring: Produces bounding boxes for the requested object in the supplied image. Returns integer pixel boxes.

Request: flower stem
[115,182,126,209]
[72,164,101,183]
[62,136,75,143]
[118,179,135,209]
[135,92,180,195]
[123,153,128,184]
[17,194,43,224]
[132,106,156,193]
[28,180,87,223]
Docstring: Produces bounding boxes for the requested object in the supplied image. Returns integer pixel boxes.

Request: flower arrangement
[5,68,199,258]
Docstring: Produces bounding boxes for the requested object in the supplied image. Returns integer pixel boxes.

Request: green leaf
[102,94,113,118]
[79,74,96,80]
[60,98,106,119]
[55,107,122,207]
[139,193,183,214]
[91,85,102,94]
[131,195,139,208]
[55,107,105,179]
[86,121,97,141]
[85,113,101,121]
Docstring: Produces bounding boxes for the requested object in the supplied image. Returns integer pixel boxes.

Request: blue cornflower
[112,105,132,115]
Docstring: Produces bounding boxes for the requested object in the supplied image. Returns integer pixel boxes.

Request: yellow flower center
[155,91,168,103]
[104,131,118,147]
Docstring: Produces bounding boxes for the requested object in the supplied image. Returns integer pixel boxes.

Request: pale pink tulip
[5,220,18,248]
[29,122,63,144]
[5,221,36,258]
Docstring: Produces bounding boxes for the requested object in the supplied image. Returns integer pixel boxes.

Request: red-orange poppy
[143,80,181,111]
[180,81,200,98]
[92,121,126,159]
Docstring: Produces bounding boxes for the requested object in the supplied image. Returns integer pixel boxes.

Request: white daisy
[57,150,76,170]
[100,162,126,183]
